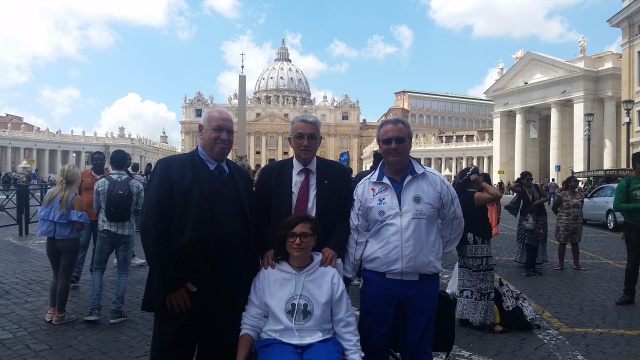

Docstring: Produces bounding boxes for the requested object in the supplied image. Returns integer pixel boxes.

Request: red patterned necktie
[294,168,310,214]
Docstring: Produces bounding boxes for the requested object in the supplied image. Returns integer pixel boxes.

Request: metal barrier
[0,183,53,235]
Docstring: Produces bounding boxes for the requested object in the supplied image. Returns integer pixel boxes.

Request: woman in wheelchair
[237,214,363,359]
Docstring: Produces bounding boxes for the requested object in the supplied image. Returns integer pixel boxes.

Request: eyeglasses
[380,137,407,145]
[291,134,321,143]
[211,127,234,136]
[286,232,315,243]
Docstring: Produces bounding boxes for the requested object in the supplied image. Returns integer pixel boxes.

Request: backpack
[104,176,134,222]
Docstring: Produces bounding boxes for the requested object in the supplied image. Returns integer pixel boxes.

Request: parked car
[582,184,624,231]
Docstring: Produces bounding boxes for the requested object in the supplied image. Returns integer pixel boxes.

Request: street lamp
[584,113,594,171]
[622,99,635,168]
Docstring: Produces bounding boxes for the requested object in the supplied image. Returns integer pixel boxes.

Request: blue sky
[0,0,624,147]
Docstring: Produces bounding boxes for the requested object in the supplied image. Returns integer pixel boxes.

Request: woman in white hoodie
[237,214,363,359]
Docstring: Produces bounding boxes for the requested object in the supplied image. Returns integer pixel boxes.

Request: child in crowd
[523,206,543,276]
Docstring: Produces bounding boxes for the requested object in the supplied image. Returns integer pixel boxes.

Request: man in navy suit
[140,108,259,359]
[255,114,352,271]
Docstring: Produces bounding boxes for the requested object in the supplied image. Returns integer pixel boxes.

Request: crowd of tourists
[34,108,640,359]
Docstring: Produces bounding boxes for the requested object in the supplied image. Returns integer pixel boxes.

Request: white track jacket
[345,159,463,280]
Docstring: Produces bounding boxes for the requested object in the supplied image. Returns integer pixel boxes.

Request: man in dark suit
[140,108,259,359]
[255,114,352,270]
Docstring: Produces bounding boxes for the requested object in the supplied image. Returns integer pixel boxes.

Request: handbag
[504,194,521,217]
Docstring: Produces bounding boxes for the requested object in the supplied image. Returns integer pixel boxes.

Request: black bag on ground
[390,290,455,359]
[494,278,540,330]
[104,176,133,222]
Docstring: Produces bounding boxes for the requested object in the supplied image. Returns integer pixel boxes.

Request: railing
[0,183,53,235]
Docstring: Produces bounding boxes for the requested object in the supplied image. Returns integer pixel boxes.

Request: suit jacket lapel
[281,159,294,215]
[315,157,328,212]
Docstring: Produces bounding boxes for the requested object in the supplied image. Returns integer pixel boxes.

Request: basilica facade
[180,38,365,170]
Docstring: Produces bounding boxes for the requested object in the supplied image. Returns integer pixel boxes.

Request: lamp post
[623,99,635,169]
[584,113,594,171]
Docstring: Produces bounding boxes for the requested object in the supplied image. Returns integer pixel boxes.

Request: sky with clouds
[0,0,624,147]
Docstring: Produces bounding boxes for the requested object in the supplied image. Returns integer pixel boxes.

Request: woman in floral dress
[551,176,586,270]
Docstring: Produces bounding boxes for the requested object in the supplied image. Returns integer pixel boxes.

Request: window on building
[446,102,453,112]
[418,114,424,125]
[342,112,349,120]
[256,112,261,118]
[256,136,261,148]
[410,98,417,109]
[460,103,467,114]
[341,137,348,149]
[268,136,276,146]
[195,109,202,117]
[410,114,417,124]
[426,115,431,126]
[439,101,446,112]
[453,102,460,113]
[284,113,289,119]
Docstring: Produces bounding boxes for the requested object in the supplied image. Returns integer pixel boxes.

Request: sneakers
[131,256,146,266]
[70,275,80,289]
[52,313,76,325]
[615,294,635,305]
[114,256,147,266]
[109,310,129,324]
[351,277,362,286]
[45,310,55,323]
[83,309,101,321]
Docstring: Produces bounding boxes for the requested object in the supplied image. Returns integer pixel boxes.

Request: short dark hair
[90,151,105,161]
[273,214,320,263]
[372,151,383,167]
[131,162,140,173]
[376,117,412,143]
[109,150,128,170]
[633,152,640,169]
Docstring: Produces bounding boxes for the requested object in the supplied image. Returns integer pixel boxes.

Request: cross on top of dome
[275,37,291,63]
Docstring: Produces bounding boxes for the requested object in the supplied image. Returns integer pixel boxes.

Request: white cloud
[97,93,179,146]
[37,85,82,121]
[425,0,581,42]
[203,0,241,18]
[361,35,399,59]
[467,66,499,98]
[391,24,414,53]
[605,36,622,53]
[0,0,193,88]
[328,39,359,58]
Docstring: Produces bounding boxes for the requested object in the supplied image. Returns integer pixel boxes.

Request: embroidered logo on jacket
[284,294,314,325]
[371,185,389,198]
[377,197,386,205]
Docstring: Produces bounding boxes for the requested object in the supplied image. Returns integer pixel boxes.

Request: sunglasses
[380,137,407,145]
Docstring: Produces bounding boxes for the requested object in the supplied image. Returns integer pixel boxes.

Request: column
[43,149,50,177]
[473,156,478,167]
[249,133,255,168]
[463,156,468,169]
[603,97,618,168]
[451,156,458,177]
[15,147,23,166]
[549,102,562,180]
[590,99,604,169]
[3,146,11,172]
[440,157,445,174]
[261,133,267,162]
[52,149,60,174]
[573,98,587,172]
[514,108,526,175]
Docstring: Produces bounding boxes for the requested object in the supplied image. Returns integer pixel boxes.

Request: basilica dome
[253,38,312,106]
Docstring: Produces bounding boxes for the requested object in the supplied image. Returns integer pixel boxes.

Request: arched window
[268,135,276,146]
[255,135,262,148]
[410,113,417,124]
[418,114,424,125]
[426,115,432,126]
[454,117,460,127]
[447,117,453,127]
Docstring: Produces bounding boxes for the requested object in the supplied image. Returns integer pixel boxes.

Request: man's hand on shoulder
[262,249,276,269]
[320,247,337,268]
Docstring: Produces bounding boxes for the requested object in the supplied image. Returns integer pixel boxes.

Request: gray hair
[376,116,413,143]
[201,108,233,125]
[289,114,322,135]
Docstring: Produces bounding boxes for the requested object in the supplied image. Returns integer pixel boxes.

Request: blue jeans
[255,337,342,359]
[73,220,98,280]
[90,231,133,312]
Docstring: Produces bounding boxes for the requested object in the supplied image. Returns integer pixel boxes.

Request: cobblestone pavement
[1,195,640,359]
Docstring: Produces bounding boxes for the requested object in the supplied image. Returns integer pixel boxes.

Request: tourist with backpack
[83,149,144,324]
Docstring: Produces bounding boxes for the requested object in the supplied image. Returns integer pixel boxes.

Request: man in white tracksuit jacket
[344,117,463,360]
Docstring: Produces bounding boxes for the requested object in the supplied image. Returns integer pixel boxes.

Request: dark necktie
[294,168,310,214]
[213,164,227,179]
